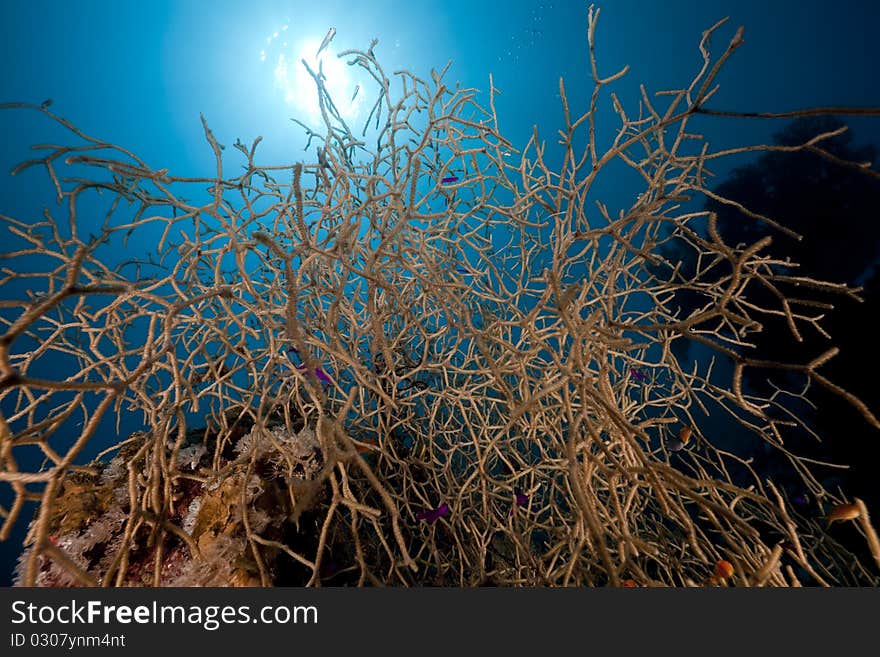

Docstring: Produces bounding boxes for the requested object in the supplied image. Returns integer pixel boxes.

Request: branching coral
[2,6,880,586]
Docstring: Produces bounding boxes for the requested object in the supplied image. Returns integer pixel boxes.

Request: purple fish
[792,495,808,507]
[296,364,333,384]
[441,176,459,184]
[630,368,648,382]
[509,489,530,517]
[283,347,333,384]
[320,559,342,578]
[417,503,449,524]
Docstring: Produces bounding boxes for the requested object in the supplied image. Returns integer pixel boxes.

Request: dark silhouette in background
[659,116,880,514]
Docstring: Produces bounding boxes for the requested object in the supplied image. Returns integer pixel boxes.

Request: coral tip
[713,560,734,579]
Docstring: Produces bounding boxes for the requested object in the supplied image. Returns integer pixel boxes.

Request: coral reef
[2,7,880,586]
[14,417,329,586]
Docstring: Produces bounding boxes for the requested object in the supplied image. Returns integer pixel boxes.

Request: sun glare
[261,23,365,128]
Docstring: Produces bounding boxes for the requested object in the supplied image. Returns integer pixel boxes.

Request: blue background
[1,0,878,585]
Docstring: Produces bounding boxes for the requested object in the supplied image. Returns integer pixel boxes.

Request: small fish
[826,502,860,528]
[417,502,449,524]
[282,347,332,384]
[667,437,685,452]
[296,364,333,384]
[441,176,459,184]
[316,27,336,58]
[713,559,734,579]
[678,426,692,446]
[351,84,360,102]
[40,98,53,109]
[320,559,342,578]
[509,488,530,516]
[667,425,692,452]
[629,368,648,382]
[792,494,808,507]
[355,437,379,454]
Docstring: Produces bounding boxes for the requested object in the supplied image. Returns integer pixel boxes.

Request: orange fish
[713,559,734,579]
[679,426,692,445]
[356,438,379,454]
[668,425,692,452]
[826,502,860,528]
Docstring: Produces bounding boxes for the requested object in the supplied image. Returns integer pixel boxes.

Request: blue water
[1,0,879,585]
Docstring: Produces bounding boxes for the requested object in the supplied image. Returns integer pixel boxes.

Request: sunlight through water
[260,21,365,128]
